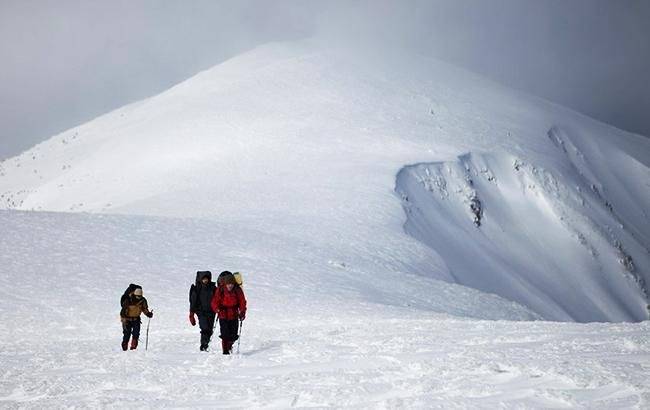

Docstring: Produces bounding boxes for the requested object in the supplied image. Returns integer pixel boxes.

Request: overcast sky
[1,0,649,160]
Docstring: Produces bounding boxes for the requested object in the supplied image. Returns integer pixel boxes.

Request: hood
[195,270,212,285]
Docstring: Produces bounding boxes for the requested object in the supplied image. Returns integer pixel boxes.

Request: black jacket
[189,271,216,314]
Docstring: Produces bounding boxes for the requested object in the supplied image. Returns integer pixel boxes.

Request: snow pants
[219,318,239,354]
[197,312,216,348]
[219,318,239,342]
[122,319,141,344]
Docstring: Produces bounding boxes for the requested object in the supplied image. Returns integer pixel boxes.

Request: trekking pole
[237,320,243,355]
[146,310,153,351]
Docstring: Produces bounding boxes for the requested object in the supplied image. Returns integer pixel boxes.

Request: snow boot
[222,339,231,355]
[200,344,208,352]
[121,341,128,351]
[130,337,139,350]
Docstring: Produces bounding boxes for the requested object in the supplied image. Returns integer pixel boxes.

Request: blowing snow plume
[396,126,650,322]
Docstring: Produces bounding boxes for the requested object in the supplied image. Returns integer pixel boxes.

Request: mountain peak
[2,40,649,322]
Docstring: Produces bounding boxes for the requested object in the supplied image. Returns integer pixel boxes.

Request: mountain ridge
[1,40,649,322]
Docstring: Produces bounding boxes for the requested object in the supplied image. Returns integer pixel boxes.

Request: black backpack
[120,283,142,316]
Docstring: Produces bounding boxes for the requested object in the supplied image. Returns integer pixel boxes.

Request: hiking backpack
[233,272,243,286]
[217,271,243,287]
[120,283,142,316]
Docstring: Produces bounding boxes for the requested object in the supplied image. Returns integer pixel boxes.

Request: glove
[239,312,246,321]
[146,311,153,318]
[189,311,196,326]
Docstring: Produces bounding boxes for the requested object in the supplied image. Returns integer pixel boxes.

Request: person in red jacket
[210,271,247,354]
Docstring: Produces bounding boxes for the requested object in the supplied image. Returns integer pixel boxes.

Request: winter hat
[133,288,143,296]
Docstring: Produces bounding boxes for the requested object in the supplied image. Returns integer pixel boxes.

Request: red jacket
[211,285,247,320]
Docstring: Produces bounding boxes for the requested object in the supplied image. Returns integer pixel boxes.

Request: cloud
[0,0,310,159]
[1,0,648,159]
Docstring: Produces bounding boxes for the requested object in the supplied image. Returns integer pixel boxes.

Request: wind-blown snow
[1,40,650,406]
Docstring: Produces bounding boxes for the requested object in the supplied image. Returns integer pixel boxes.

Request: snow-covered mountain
[2,40,649,323]
[2,39,650,407]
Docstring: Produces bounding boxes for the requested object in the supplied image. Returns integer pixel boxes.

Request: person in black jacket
[189,271,217,351]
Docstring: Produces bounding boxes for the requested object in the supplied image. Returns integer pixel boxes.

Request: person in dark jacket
[120,287,153,351]
[189,271,217,351]
[211,271,247,354]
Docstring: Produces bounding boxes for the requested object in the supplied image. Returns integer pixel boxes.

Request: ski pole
[237,320,243,355]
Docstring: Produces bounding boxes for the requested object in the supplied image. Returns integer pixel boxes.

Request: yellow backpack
[233,272,243,287]
[217,271,244,287]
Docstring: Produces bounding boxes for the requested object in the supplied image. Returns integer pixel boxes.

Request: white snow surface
[1,40,650,407]
[2,210,650,408]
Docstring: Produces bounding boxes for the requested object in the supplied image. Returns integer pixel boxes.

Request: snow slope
[396,136,650,322]
[2,40,649,323]
[2,210,650,408]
